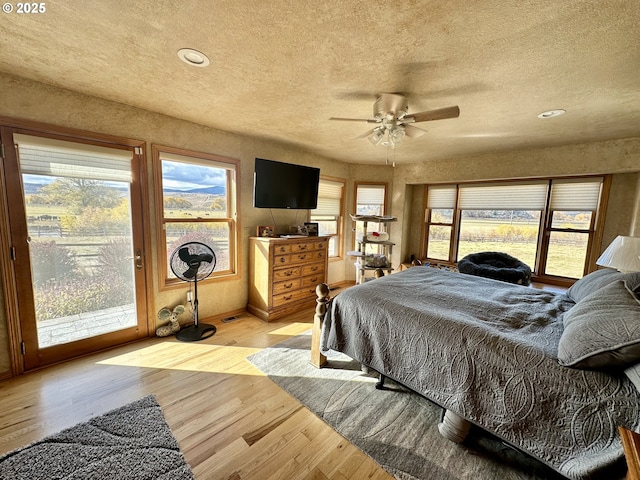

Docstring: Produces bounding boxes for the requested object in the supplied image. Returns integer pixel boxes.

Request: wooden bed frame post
[310,283,330,368]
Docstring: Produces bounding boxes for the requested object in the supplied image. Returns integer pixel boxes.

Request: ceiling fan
[330,93,460,148]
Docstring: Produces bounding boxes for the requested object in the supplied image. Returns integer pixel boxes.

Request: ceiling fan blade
[404,124,427,138]
[329,117,379,123]
[404,106,460,123]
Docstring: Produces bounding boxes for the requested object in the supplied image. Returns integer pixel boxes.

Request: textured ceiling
[0,0,639,165]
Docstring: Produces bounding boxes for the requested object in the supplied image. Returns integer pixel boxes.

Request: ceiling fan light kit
[367,128,385,145]
[330,93,460,163]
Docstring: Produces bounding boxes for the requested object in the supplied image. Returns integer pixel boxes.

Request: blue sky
[161,161,227,190]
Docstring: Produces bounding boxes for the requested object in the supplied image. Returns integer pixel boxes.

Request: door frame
[0,117,153,374]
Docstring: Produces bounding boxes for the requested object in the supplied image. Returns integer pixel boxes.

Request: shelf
[350,214,397,222]
[356,239,395,246]
[354,263,393,271]
[350,213,394,285]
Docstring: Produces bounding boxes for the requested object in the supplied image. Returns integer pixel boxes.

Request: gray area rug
[0,395,194,480]
[249,331,567,480]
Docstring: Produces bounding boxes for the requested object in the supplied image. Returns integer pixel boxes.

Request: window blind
[312,179,343,216]
[159,151,235,171]
[427,185,457,209]
[549,178,602,211]
[15,133,133,183]
[356,185,385,206]
[458,182,547,210]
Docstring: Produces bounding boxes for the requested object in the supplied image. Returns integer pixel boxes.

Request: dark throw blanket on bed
[321,267,640,480]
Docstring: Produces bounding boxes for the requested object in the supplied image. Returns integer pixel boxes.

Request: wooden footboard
[310,283,331,368]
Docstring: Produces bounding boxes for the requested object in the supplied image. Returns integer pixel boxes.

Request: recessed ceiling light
[537,109,566,119]
[177,48,210,67]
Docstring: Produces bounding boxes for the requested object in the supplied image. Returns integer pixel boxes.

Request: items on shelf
[348,214,397,284]
[357,231,389,242]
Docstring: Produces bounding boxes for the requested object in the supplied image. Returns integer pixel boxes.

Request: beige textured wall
[631,175,640,236]
[393,140,640,262]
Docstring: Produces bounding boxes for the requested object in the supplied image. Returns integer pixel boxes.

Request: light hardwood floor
[0,308,393,480]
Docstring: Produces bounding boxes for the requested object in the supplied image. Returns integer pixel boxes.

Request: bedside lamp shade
[596,236,640,273]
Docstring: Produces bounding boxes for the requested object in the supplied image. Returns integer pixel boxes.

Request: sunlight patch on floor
[96,341,265,376]
[267,323,312,336]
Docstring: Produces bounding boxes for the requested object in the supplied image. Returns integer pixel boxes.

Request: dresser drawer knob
[284,294,292,300]
[284,270,293,276]
[284,283,293,289]
[279,257,286,263]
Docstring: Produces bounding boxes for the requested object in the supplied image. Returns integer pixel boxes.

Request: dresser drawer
[273,244,292,255]
[273,266,301,281]
[289,252,315,264]
[273,278,301,294]
[310,250,326,262]
[273,289,310,307]
[312,240,327,251]
[302,262,324,276]
[291,242,313,253]
[273,254,291,266]
[301,273,324,289]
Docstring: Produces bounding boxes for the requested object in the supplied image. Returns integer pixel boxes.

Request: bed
[311,266,640,480]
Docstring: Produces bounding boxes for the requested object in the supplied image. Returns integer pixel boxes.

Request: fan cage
[169,241,216,282]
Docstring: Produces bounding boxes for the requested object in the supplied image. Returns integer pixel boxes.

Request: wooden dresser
[248,236,328,321]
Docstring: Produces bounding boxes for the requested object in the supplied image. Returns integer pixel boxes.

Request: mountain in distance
[164,186,226,195]
[23,183,45,194]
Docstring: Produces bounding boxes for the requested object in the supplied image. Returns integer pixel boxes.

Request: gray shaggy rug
[249,331,567,480]
[0,395,194,480]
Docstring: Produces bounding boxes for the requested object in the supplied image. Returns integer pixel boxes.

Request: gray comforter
[321,267,640,479]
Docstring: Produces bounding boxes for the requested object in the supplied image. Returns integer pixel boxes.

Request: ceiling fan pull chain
[385,141,390,165]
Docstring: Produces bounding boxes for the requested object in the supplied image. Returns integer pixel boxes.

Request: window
[544,179,602,278]
[425,185,455,261]
[424,176,607,282]
[153,145,238,287]
[354,183,387,254]
[310,177,344,258]
[457,182,547,269]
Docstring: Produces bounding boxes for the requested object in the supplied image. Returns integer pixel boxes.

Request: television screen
[253,158,320,209]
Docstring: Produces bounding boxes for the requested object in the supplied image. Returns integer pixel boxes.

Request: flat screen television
[253,158,320,209]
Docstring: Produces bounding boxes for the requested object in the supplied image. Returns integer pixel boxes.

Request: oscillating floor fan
[170,241,217,342]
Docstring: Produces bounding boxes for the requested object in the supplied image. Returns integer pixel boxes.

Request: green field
[427,218,588,279]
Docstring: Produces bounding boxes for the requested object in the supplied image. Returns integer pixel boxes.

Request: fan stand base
[176,323,217,342]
